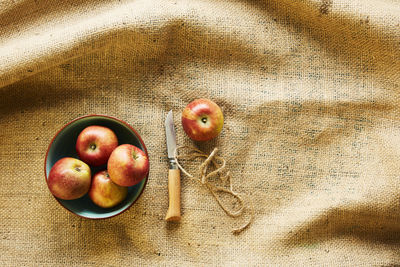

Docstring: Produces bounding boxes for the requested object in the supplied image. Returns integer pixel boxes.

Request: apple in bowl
[47,157,91,200]
[76,125,118,166]
[89,170,128,208]
[108,144,149,187]
[181,98,224,141]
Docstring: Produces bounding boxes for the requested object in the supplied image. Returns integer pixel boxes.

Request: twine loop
[174,146,253,234]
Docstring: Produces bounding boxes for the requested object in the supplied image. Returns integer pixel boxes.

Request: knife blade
[165,110,178,161]
[164,110,181,221]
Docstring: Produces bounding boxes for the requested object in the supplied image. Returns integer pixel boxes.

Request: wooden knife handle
[165,168,181,221]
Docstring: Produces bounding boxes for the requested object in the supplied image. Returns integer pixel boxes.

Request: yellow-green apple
[76,125,118,166]
[107,144,149,187]
[47,157,91,200]
[181,98,224,141]
[89,170,128,208]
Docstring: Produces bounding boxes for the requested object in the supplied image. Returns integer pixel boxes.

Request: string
[173,146,253,234]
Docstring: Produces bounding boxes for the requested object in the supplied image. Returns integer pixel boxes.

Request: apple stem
[201,117,207,123]
[132,150,138,160]
[75,167,81,172]
[90,144,96,150]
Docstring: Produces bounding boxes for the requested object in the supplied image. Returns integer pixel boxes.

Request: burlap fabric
[1,0,399,265]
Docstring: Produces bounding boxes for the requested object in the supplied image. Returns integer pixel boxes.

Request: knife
[164,110,181,221]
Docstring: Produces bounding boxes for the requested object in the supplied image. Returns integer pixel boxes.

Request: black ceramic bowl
[44,115,149,219]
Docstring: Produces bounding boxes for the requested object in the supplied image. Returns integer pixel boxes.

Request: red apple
[89,170,128,208]
[76,125,118,166]
[47,157,91,200]
[181,98,224,141]
[107,144,149,187]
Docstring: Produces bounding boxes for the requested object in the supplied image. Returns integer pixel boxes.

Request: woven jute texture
[1,0,400,266]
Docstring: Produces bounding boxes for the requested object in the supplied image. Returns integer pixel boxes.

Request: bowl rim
[44,114,149,220]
